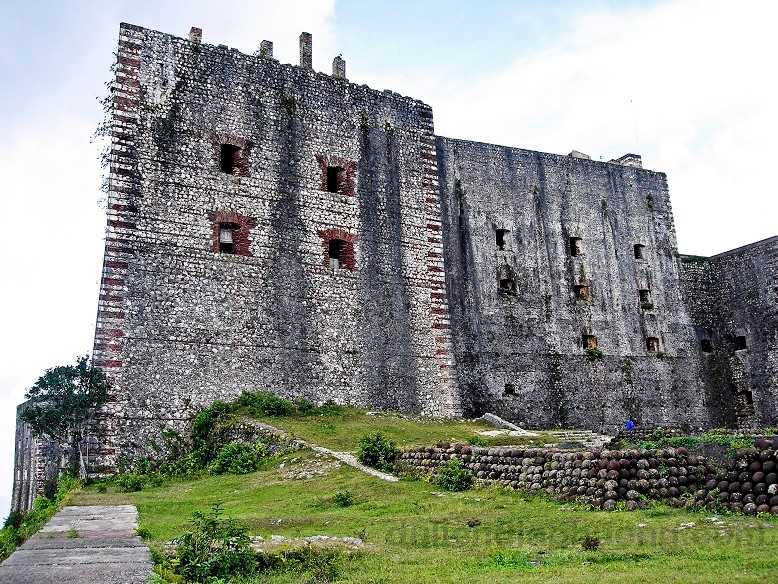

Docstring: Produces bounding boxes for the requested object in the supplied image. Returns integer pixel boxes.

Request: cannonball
[754,483,767,496]
[771,506,778,515]
[766,473,778,485]
[750,461,763,473]
[743,494,756,505]
[757,504,771,514]
[743,502,758,515]
[728,482,740,494]
[730,492,743,503]
[602,499,617,511]
[729,502,743,513]
[706,479,718,490]
[763,460,776,473]
[756,494,768,506]
[741,482,754,494]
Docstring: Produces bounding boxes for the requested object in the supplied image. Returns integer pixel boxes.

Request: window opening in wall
[645,337,660,352]
[496,229,509,250]
[570,237,583,256]
[220,144,241,174]
[504,383,515,396]
[574,284,590,300]
[327,166,343,192]
[329,238,346,269]
[700,339,713,353]
[743,390,754,405]
[219,224,235,254]
[498,278,516,296]
[735,335,748,350]
[582,335,598,349]
[639,289,651,303]
[634,244,645,259]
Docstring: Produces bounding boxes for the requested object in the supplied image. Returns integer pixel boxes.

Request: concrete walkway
[0,505,153,583]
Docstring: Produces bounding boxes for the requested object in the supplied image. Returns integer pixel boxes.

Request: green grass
[71,409,778,583]
[243,408,554,451]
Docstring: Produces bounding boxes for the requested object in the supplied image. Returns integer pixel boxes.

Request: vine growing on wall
[91,50,118,203]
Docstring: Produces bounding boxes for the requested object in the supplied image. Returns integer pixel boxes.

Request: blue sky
[0,0,775,518]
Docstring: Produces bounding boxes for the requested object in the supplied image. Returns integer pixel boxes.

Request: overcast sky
[0,0,775,517]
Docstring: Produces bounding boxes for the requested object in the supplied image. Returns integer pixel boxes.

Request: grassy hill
[72,408,778,583]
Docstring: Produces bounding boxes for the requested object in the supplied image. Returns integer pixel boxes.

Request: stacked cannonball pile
[396,440,778,514]
[692,436,778,515]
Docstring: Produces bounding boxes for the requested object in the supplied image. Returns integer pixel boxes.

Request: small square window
[220,144,241,174]
[219,224,235,253]
[570,237,583,256]
[639,289,651,303]
[575,284,590,300]
[735,335,747,350]
[496,229,509,250]
[645,337,660,352]
[498,278,516,296]
[504,383,516,396]
[700,339,713,353]
[582,335,598,349]
[327,166,343,192]
[634,244,645,259]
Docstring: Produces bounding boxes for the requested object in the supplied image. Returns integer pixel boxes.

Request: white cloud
[405,0,777,254]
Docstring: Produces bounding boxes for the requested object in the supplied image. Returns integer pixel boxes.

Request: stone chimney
[332,55,346,79]
[259,40,273,58]
[189,27,202,43]
[299,32,312,69]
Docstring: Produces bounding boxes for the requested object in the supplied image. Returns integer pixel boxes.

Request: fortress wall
[11,402,60,513]
[91,24,459,469]
[436,137,710,432]
[681,237,778,427]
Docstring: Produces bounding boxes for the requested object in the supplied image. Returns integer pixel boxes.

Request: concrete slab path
[0,505,153,583]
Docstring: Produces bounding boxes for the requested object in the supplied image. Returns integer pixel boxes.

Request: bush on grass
[356,432,397,472]
[436,458,474,492]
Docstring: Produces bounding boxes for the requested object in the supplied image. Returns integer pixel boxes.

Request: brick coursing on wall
[11,23,777,503]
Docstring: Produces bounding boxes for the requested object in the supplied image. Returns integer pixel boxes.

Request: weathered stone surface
[0,505,152,583]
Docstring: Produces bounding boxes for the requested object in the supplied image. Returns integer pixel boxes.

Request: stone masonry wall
[91,23,459,470]
[11,402,60,513]
[680,236,778,427]
[436,138,712,431]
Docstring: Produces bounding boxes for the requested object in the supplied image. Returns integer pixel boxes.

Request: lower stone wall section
[11,403,60,513]
[396,438,778,515]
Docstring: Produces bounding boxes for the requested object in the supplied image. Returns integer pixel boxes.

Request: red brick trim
[207,211,258,256]
[210,133,254,176]
[315,154,356,196]
[318,228,356,270]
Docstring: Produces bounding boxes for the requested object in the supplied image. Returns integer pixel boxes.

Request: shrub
[356,432,397,472]
[582,535,601,551]
[173,503,256,582]
[235,391,293,417]
[116,473,144,493]
[333,490,355,507]
[468,435,488,447]
[584,347,603,361]
[436,458,474,492]
[208,442,267,475]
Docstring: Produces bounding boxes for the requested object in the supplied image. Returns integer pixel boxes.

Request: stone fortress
[12,22,778,509]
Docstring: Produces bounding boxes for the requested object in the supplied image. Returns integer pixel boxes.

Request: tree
[19,355,110,472]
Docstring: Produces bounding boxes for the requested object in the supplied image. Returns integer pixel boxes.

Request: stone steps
[0,505,152,583]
